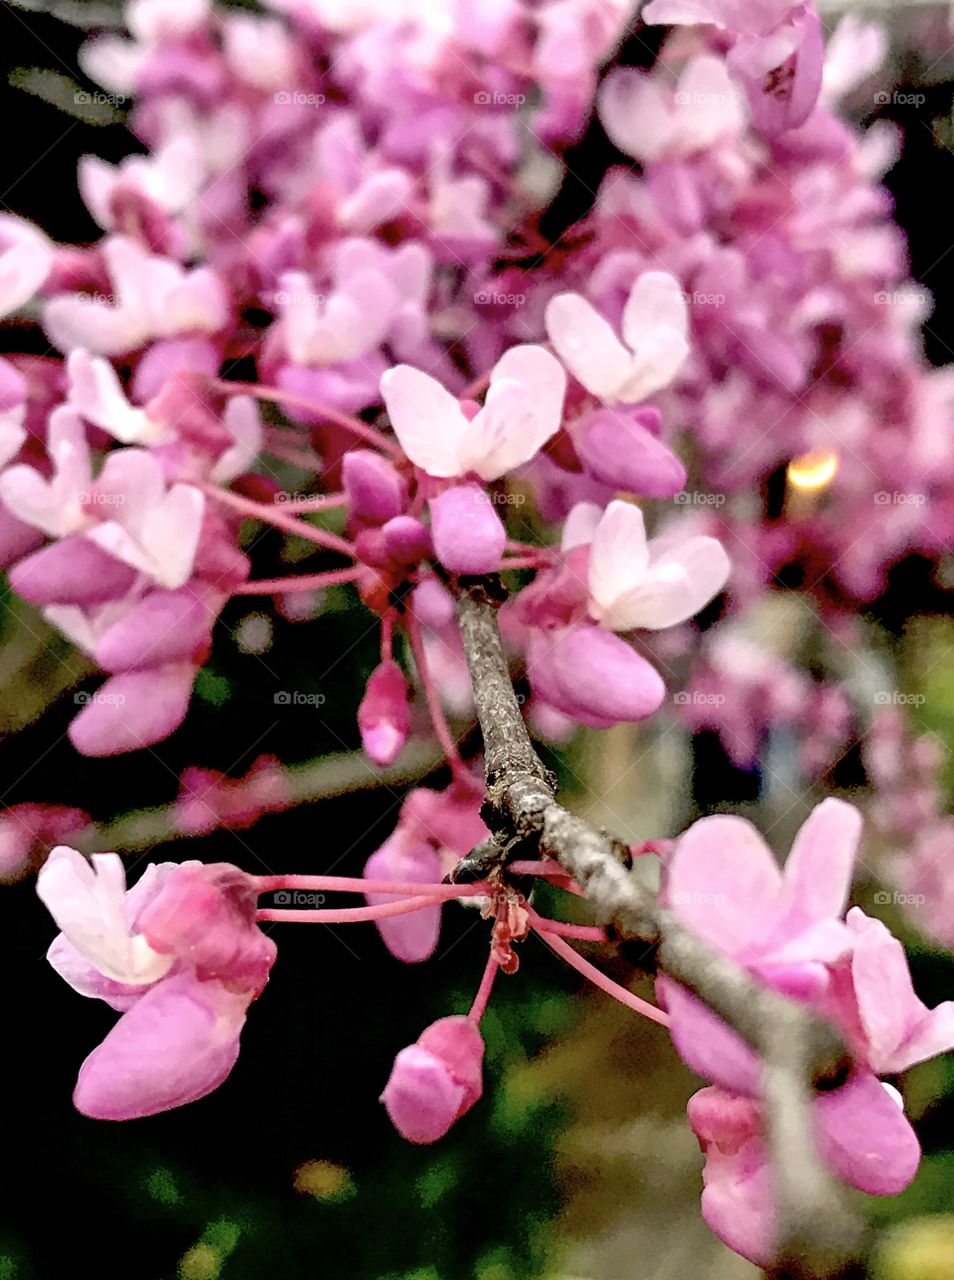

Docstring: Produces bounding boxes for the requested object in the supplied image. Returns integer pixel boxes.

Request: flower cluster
[3,0,953,1266]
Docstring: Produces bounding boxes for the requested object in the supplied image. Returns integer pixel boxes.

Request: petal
[664,814,784,956]
[9,536,136,606]
[848,909,954,1074]
[73,974,247,1120]
[93,587,214,673]
[527,624,665,727]
[659,977,761,1094]
[606,534,729,631]
[576,407,687,499]
[465,345,566,480]
[597,68,673,164]
[544,292,632,402]
[587,500,650,625]
[67,349,155,444]
[621,271,689,353]
[364,835,443,964]
[699,1135,776,1268]
[782,798,860,924]
[561,501,603,552]
[68,663,196,757]
[37,846,171,985]
[815,1071,921,1196]
[380,364,469,477]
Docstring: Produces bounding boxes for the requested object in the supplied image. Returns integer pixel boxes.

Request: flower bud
[428,483,505,575]
[381,1015,484,1143]
[342,450,407,525]
[576,406,686,498]
[358,660,411,767]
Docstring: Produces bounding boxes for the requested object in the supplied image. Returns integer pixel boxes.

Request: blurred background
[2,2,954,1278]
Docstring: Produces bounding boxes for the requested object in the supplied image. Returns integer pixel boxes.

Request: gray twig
[455,581,869,1279]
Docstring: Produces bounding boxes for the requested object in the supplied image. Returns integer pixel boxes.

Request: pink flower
[597,58,746,164]
[380,345,566,481]
[659,799,860,1091]
[546,272,690,406]
[381,1015,484,1143]
[687,1075,920,1266]
[38,847,275,1119]
[574,499,731,632]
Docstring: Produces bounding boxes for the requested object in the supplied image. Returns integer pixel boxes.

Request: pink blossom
[358,660,411,767]
[0,215,53,318]
[364,830,444,963]
[381,1015,484,1143]
[380,345,566,481]
[38,847,275,1118]
[546,272,689,406]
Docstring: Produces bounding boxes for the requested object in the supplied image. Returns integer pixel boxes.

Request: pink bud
[527,624,666,727]
[94,587,216,673]
[358,661,411,767]
[342,450,407,525]
[576,407,686,498]
[68,663,196,757]
[381,1015,484,1143]
[381,515,432,565]
[428,483,506,575]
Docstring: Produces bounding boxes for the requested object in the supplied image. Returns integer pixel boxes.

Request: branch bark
[456,580,869,1280]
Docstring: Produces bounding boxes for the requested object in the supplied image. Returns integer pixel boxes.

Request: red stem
[199,483,355,558]
[234,566,364,595]
[404,606,467,780]
[468,952,501,1022]
[214,380,401,457]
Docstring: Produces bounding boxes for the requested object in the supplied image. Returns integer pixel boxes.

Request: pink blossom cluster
[2,0,953,1265]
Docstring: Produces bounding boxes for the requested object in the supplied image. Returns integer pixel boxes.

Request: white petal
[212,396,262,484]
[617,328,690,403]
[545,292,632,402]
[561,501,603,552]
[464,344,566,480]
[380,365,469,477]
[597,67,673,163]
[37,846,171,985]
[621,271,689,352]
[587,500,650,626]
[605,534,730,630]
[67,350,157,444]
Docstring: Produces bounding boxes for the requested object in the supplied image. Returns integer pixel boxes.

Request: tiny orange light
[786,449,839,493]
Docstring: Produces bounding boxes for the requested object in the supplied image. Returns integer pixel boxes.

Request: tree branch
[455,580,869,1279]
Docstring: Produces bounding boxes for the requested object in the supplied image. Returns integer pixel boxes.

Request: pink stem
[528,910,606,942]
[258,894,440,924]
[256,874,486,899]
[536,929,670,1028]
[404,607,467,780]
[234,566,364,595]
[468,952,500,1022]
[215,380,401,457]
[381,611,394,662]
[263,440,324,469]
[199,483,355,558]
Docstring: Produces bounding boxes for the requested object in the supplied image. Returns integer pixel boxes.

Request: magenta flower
[37,847,275,1119]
